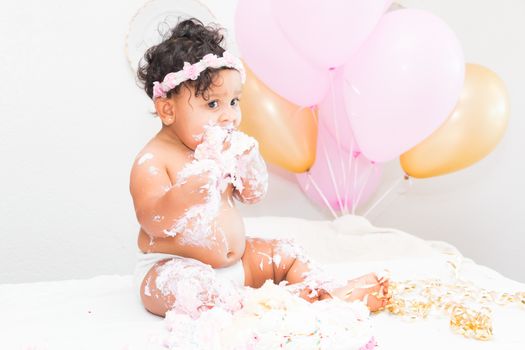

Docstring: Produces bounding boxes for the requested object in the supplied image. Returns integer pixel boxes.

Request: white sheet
[2,215,524,349]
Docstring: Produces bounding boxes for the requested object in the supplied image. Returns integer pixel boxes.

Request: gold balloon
[240,64,318,173]
[400,63,510,178]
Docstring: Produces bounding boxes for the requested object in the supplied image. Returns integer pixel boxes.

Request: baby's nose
[219,112,239,127]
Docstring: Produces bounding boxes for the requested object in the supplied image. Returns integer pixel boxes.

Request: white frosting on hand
[163,124,268,246]
[231,142,268,203]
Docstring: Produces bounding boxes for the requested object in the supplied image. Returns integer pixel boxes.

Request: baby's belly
[138,199,246,268]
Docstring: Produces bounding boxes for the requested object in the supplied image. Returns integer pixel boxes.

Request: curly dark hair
[137,18,231,100]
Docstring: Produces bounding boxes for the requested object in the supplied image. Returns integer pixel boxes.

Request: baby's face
[170,69,243,150]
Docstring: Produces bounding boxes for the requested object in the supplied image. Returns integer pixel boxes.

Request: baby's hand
[197,126,256,160]
[195,125,230,161]
[225,130,257,158]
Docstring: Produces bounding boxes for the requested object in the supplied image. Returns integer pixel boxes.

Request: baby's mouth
[224,123,235,134]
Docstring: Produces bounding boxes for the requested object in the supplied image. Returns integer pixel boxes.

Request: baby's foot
[298,286,333,303]
[331,273,390,312]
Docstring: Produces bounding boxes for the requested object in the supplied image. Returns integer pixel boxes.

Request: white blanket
[2,215,524,349]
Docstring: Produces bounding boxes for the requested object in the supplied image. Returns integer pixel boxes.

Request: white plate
[126,0,217,73]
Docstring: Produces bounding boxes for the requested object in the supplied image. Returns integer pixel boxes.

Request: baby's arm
[130,152,219,238]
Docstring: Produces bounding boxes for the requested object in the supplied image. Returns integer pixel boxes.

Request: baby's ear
[154,97,176,126]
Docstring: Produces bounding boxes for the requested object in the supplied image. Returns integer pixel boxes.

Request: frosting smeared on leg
[155,258,243,319]
[274,239,346,299]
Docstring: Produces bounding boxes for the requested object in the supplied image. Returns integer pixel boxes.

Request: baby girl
[130,18,390,318]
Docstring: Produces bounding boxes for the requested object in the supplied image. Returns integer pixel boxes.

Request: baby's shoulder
[131,138,192,178]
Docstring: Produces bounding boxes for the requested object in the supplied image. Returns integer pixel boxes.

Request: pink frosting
[359,337,377,350]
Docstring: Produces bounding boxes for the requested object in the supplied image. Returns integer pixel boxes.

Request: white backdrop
[0,0,523,283]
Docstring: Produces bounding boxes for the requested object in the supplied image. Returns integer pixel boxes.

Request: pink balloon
[270,0,393,69]
[320,68,355,153]
[342,9,465,162]
[235,0,330,106]
[296,115,382,214]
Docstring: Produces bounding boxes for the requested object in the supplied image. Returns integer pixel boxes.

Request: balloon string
[363,175,409,218]
[341,75,359,214]
[322,142,345,214]
[306,105,318,128]
[306,105,340,218]
[343,139,355,213]
[353,161,376,214]
[306,171,339,219]
[351,153,360,215]
[328,69,349,215]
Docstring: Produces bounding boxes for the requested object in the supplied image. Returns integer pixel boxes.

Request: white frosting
[274,238,311,264]
[295,263,348,299]
[137,152,154,165]
[163,307,233,349]
[273,253,282,268]
[274,239,347,298]
[155,258,243,320]
[144,275,152,297]
[216,227,230,254]
[231,142,268,203]
[148,166,160,176]
[161,281,375,350]
[162,124,268,247]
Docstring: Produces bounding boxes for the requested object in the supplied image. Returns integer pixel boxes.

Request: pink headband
[152,50,246,99]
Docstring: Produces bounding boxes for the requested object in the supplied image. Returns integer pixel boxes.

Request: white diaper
[133,251,245,293]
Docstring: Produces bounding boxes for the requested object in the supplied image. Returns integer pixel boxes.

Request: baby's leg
[283,243,390,310]
[329,273,390,311]
[240,237,280,288]
[140,259,176,316]
[241,237,331,301]
[140,257,243,317]
[242,237,389,310]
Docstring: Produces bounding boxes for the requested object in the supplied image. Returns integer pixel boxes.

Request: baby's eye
[208,100,219,109]
[231,98,240,107]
